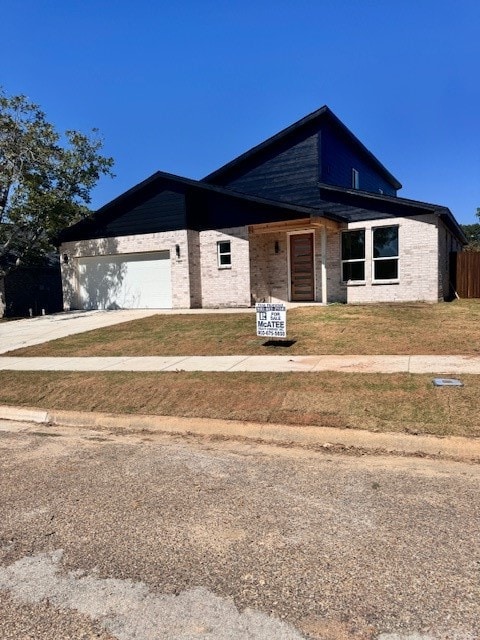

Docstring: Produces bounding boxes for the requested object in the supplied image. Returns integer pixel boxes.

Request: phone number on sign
[257,330,286,337]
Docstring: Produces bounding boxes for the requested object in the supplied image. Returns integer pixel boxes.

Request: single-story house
[57,106,466,309]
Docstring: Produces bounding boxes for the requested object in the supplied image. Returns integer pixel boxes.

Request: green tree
[461,211,480,251]
[0,88,114,276]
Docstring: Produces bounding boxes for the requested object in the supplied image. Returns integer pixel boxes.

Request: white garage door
[77,251,172,309]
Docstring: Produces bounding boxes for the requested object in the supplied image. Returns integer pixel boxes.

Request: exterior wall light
[274,240,280,254]
[62,253,69,264]
[175,244,181,259]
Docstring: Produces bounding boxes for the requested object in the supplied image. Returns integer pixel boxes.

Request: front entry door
[290,233,315,301]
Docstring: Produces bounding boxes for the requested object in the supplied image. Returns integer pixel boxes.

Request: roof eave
[318,183,467,245]
[57,170,347,243]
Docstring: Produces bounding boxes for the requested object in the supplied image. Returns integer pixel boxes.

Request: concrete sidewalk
[1,404,479,463]
[0,354,480,373]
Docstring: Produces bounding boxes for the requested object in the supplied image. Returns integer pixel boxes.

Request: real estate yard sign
[256,303,287,338]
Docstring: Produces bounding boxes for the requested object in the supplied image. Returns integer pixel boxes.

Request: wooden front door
[290,233,314,301]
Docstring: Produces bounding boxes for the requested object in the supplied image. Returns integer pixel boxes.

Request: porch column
[321,225,328,304]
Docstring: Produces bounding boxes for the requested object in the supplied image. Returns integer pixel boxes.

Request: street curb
[0,405,49,424]
[1,404,480,463]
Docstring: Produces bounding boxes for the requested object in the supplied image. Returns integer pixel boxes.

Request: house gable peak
[202,105,402,192]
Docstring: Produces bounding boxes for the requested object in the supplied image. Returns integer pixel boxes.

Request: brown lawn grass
[7,299,480,357]
[0,370,478,438]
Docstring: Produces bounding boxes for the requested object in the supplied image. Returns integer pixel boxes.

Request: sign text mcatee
[255,303,287,338]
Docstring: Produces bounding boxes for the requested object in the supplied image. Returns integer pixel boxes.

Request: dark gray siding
[210,131,321,207]
[321,124,397,196]
[60,189,187,242]
[100,190,186,236]
[186,191,311,231]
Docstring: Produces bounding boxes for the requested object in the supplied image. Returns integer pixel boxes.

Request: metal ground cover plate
[432,378,464,387]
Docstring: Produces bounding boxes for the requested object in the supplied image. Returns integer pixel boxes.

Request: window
[217,240,231,268]
[342,230,365,282]
[373,226,399,281]
[352,168,359,189]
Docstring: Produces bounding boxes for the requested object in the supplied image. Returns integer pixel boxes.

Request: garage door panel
[77,252,172,309]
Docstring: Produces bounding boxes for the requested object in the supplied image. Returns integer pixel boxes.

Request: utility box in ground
[255,303,287,338]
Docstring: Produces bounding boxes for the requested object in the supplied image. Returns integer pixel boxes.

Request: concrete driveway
[0,310,160,354]
[0,307,257,355]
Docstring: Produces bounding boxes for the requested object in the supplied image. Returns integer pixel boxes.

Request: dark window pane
[373,227,398,258]
[342,261,365,282]
[374,259,398,280]
[342,230,365,260]
[219,254,231,266]
[218,241,231,254]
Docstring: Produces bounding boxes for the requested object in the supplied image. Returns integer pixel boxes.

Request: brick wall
[249,231,288,303]
[199,227,251,307]
[59,215,447,310]
[186,229,202,308]
[330,215,441,303]
[325,225,347,303]
[249,228,327,303]
[60,230,192,310]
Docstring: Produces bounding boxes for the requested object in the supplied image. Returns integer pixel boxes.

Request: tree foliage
[0,88,114,275]
[461,210,480,252]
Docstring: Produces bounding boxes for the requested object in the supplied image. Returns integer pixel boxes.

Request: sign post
[255,303,287,339]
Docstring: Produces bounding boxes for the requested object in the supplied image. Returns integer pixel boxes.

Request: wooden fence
[450,252,480,298]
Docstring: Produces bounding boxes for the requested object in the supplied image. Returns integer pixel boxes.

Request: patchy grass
[5,300,480,356]
[7,300,480,357]
[0,370,478,438]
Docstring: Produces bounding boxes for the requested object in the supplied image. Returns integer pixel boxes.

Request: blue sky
[3,0,479,224]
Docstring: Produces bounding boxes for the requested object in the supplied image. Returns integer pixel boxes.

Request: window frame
[341,229,366,284]
[372,225,399,283]
[352,168,360,190]
[217,240,232,269]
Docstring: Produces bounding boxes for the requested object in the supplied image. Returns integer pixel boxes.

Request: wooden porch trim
[248,216,340,235]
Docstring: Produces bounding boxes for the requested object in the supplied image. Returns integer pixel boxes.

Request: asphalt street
[0,419,479,639]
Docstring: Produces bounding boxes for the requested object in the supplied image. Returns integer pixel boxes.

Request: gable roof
[93,170,345,220]
[58,167,466,247]
[202,106,402,190]
[56,170,346,244]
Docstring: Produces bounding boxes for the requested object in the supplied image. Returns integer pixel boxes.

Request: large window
[373,226,398,281]
[217,240,232,268]
[342,230,365,282]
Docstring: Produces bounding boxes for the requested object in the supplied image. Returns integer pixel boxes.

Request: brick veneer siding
[249,227,327,304]
[249,231,288,304]
[60,230,192,310]
[187,229,202,308]
[59,214,451,311]
[199,227,251,307]
[325,225,347,303]
[333,215,441,303]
